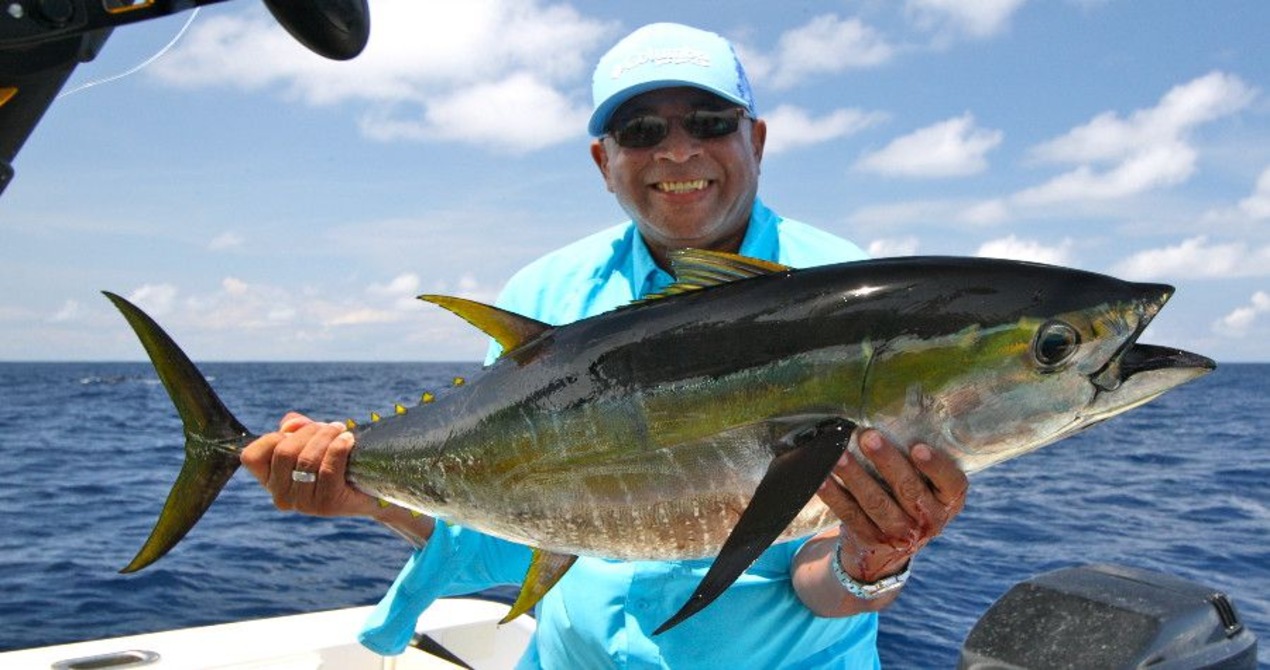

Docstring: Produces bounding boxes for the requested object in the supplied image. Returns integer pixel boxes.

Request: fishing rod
[0,0,370,197]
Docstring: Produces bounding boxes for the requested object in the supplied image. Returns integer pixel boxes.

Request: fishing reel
[0,0,370,196]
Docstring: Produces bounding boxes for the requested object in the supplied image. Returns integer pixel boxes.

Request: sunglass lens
[614,116,669,148]
[684,110,741,139]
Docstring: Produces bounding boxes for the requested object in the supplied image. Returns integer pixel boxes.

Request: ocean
[0,361,1265,667]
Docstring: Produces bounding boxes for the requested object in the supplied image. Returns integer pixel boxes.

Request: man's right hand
[240,412,378,517]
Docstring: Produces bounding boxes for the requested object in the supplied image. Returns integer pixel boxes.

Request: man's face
[591,87,767,266]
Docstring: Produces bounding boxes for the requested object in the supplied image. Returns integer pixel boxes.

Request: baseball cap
[588,23,755,137]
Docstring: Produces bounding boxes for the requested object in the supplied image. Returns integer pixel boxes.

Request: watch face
[863,576,906,596]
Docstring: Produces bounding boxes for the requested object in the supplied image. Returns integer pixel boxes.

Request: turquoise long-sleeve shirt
[359,199,879,669]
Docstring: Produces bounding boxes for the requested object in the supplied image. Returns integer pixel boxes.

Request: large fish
[105,250,1214,634]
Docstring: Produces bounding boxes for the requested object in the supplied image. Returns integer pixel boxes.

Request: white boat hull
[0,598,534,669]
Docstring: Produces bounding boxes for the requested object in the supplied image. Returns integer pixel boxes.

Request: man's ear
[750,117,767,164]
[591,139,616,193]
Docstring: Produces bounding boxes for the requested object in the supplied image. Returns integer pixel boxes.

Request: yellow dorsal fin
[640,249,792,302]
[419,295,550,354]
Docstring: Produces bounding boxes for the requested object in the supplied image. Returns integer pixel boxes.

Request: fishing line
[57,7,201,99]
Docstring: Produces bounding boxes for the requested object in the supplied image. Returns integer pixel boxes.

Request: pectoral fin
[501,548,578,624]
[409,632,474,670]
[654,418,856,635]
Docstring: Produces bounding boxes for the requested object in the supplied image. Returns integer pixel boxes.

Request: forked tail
[103,292,258,573]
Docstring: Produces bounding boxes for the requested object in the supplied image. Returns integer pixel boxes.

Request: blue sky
[2,0,1267,362]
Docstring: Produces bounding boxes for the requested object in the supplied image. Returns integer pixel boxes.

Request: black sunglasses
[607,109,750,149]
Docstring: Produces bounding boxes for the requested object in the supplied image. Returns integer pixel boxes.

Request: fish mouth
[1089,281,1215,399]
[1118,343,1217,379]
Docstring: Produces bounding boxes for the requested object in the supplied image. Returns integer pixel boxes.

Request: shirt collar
[628,197,780,299]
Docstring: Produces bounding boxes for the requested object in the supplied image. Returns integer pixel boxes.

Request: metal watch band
[832,536,911,600]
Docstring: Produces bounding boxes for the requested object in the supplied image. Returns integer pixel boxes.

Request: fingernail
[280,417,306,433]
[328,421,348,431]
[862,431,882,452]
[913,444,932,462]
[335,432,355,446]
[837,454,850,469]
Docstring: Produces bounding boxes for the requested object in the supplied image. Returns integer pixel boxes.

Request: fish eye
[1033,320,1081,368]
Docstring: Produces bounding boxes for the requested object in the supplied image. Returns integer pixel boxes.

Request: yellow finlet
[370,412,382,422]
[346,418,358,430]
[419,294,550,355]
[395,404,407,415]
[452,376,465,387]
[421,391,435,404]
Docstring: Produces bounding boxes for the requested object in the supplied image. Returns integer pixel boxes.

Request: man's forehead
[614,87,735,116]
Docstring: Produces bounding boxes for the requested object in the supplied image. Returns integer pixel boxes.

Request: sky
[1,0,1268,362]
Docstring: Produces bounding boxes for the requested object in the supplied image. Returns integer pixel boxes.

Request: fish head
[859,260,1215,474]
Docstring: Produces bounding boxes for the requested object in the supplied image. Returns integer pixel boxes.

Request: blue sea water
[0,361,1265,667]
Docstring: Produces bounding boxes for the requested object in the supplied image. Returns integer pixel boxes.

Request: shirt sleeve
[358,520,532,655]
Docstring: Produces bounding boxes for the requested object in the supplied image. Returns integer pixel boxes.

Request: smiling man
[242,23,968,668]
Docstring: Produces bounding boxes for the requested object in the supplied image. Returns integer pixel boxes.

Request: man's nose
[654,121,703,162]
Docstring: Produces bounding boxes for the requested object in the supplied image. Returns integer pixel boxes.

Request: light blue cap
[588,23,755,137]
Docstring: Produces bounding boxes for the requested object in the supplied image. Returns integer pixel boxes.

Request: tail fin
[103,292,257,573]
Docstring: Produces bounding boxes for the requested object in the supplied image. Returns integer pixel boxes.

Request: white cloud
[761,104,887,155]
[1016,71,1256,205]
[1112,236,1270,280]
[848,197,1012,231]
[958,199,1011,225]
[368,273,421,298]
[867,237,921,258]
[360,72,587,152]
[1214,291,1270,337]
[756,15,894,89]
[50,300,80,323]
[127,284,179,316]
[209,231,243,251]
[905,0,1027,40]
[1015,141,1197,204]
[222,277,249,296]
[975,235,1074,265]
[149,0,612,151]
[367,273,425,312]
[1238,166,1270,220]
[110,270,504,356]
[856,113,1002,178]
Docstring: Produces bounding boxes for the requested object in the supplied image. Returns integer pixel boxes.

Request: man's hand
[822,428,967,581]
[793,428,968,615]
[240,412,379,518]
[240,412,435,546]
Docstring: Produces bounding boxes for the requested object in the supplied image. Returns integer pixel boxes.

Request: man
[242,23,967,668]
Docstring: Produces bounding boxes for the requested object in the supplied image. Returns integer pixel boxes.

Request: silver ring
[291,470,317,484]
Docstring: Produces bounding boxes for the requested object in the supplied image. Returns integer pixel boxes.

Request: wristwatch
[831,537,911,600]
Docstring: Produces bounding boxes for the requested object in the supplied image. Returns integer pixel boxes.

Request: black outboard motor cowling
[959,564,1258,669]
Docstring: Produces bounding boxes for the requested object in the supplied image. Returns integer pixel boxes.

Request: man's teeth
[656,179,707,193]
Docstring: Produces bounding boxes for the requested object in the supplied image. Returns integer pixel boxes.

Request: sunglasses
[607,108,750,149]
